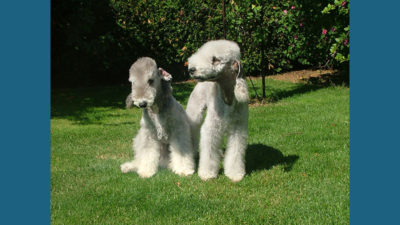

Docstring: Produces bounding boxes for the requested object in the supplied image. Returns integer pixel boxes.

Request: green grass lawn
[51,78,349,224]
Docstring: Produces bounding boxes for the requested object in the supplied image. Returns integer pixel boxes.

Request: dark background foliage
[51,0,349,88]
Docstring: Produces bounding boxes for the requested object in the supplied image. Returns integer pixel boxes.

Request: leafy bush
[52,0,349,87]
[223,0,349,74]
[111,0,349,76]
[321,0,349,64]
[225,0,315,74]
[110,0,225,80]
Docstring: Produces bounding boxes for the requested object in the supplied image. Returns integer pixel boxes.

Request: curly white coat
[187,40,249,182]
[121,57,195,178]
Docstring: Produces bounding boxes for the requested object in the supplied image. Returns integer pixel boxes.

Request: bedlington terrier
[121,57,195,178]
[186,40,249,182]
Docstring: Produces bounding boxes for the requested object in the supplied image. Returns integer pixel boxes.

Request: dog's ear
[231,60,244,79]
[158,67,172,82]
[125,93,134,109]
[232,60,248,103]
[234,78,249,103]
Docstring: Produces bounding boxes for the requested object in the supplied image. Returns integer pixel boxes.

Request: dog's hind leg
[121,127,161,178]
[120,160,138,173]
[158,144,170,169]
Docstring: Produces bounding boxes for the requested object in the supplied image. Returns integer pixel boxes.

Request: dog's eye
[148,79,154,85]
[212,56,221,65]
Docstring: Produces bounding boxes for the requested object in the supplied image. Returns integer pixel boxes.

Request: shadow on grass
[52,71,348,124]
[250,70,349,103]
[246,144,299,173]
[51,85,130,124]
[304,69,349,87]
[51,82,196,124]
[266,83,321,103]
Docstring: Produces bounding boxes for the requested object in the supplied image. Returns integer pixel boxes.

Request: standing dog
[121,57,195,178]
[186,40,249,182]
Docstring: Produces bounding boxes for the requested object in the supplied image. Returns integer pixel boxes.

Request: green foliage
[321,0,349,64]
[110,0,349,76]
[226,0,349,74]
[226,0,308,74]
[109,0,224,80]
[52,0,349,87]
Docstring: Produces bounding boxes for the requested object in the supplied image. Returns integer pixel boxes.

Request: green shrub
[110,0,225,80]
[321,0,349,64]
[52,0,349,87]
[111,0,349,77]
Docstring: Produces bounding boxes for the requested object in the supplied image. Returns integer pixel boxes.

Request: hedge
[52,0,349,87]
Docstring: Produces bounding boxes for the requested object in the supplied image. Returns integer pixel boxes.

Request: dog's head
[188,40,241,81]
[128,57,172,108]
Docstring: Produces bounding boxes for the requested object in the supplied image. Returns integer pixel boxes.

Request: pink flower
[294,35,298,40]
[283,10,288,14]
[291,6,295,10]
[322,29,327,35]
[341,1,347,7]
[331,27,336,32]
[343,39,348,46]
[299,23,303,27]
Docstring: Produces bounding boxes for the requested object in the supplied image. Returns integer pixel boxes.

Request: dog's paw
[198,171,218,181]
[137,168,157,178]
[120,161,137,173]
[169,158,195,176]
[225,172,245,182]
[173,168,195,177]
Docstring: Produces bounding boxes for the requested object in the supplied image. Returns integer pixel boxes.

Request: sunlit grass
[51,79,349,224]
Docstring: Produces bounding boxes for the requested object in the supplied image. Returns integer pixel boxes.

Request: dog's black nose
[188,67,196,76]
[138,101,147,108]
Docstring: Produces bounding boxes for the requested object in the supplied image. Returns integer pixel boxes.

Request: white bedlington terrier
[121,57,195,178]
[186,40,249,182]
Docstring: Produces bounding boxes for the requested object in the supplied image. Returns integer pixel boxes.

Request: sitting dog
[121,57,195,178]
[186,40,249,182]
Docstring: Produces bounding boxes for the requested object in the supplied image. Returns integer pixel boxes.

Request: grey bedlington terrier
[186,40,249,182]
[121,57,195,178]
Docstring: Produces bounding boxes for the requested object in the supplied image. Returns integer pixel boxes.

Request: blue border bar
[0,1,50,224]
[350,1,400,224]
[1,0,400,224]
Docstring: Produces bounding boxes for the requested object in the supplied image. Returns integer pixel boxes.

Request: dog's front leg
[169,131,195,176]
[198,114,224,180]
[186,84,208,152]
[224,105,248,182]
[224,128,248,182]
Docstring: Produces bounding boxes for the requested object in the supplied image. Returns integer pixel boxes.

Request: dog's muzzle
[188,67,196,76]
[138,101,147,108]
[192,75,218,81]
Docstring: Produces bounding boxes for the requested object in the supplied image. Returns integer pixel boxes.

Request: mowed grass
[51,78,349,224]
